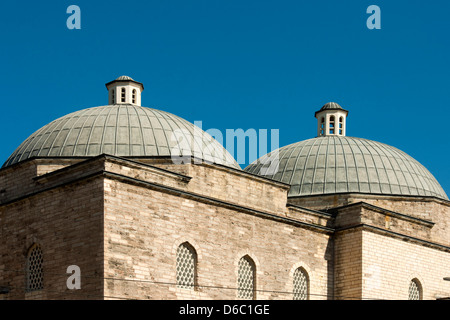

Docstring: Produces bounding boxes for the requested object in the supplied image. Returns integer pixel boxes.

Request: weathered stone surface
[0,156,449,300]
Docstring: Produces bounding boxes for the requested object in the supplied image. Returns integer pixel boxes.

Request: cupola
[314,102,348,137]
[105,75,144,106]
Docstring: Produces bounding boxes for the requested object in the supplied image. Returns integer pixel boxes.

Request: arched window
[26,244,44,292]
[176,242,197,289]
[237,255,256,300]
[293,267,309,300]
[111,89,115,104]
[329,116,335,134]
[320,117,325,135]
[132,89,136,104]
[121,88,126,103]
[408,278,422,300]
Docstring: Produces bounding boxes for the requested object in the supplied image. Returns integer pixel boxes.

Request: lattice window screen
[176,243,196,289]
[293,268,309,300]
[26,244,44,292]
[408,279,421,300]
[237,256,255,299]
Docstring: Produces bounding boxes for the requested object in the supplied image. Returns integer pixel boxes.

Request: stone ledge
[1,165,333,234]
[33,154,192,184]
[289,192,450,207]
[336,224,450,253]
[327,201,435,227]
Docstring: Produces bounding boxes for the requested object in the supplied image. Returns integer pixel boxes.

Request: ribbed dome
[244,136,448,200]
[2,104,240,169]
[320,102,344,111]
[314,102,348,118]
[116,75,134,81]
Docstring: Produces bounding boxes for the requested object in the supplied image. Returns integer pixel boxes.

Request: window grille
[237,256,255,299]
[26,244,44,292]
[329,116,335,134]
[293,268,309,300]
[121,88,126,102]
[132,89,136,104]
[176,243,196,289]
[408,279,421,300]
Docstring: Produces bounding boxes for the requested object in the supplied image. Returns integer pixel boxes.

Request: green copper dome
[244,136,448,200]
[2,104,240,169]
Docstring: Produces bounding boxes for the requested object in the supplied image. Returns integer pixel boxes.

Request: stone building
[0,76,449,300]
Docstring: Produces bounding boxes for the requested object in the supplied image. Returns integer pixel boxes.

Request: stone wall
[334,228,362,300]
[102,159,333,300]
[332,202,450,300]
[0,174,104,300]
[1,156,450,300]
[147,159,290,215]
[289,193,450,246]
[360,230,450,300]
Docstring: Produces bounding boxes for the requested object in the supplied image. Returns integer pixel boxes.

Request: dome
[315,102,348,118]
[105,75,144,92]
[2,104,240,169]
[320,102,344,111]
[244,136,448,200]
[116,75,134,81]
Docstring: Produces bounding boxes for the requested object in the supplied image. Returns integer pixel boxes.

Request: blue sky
[1,0,449,195]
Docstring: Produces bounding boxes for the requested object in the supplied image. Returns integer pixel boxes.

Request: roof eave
[105,79,144,90]
[314,108,349,117]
